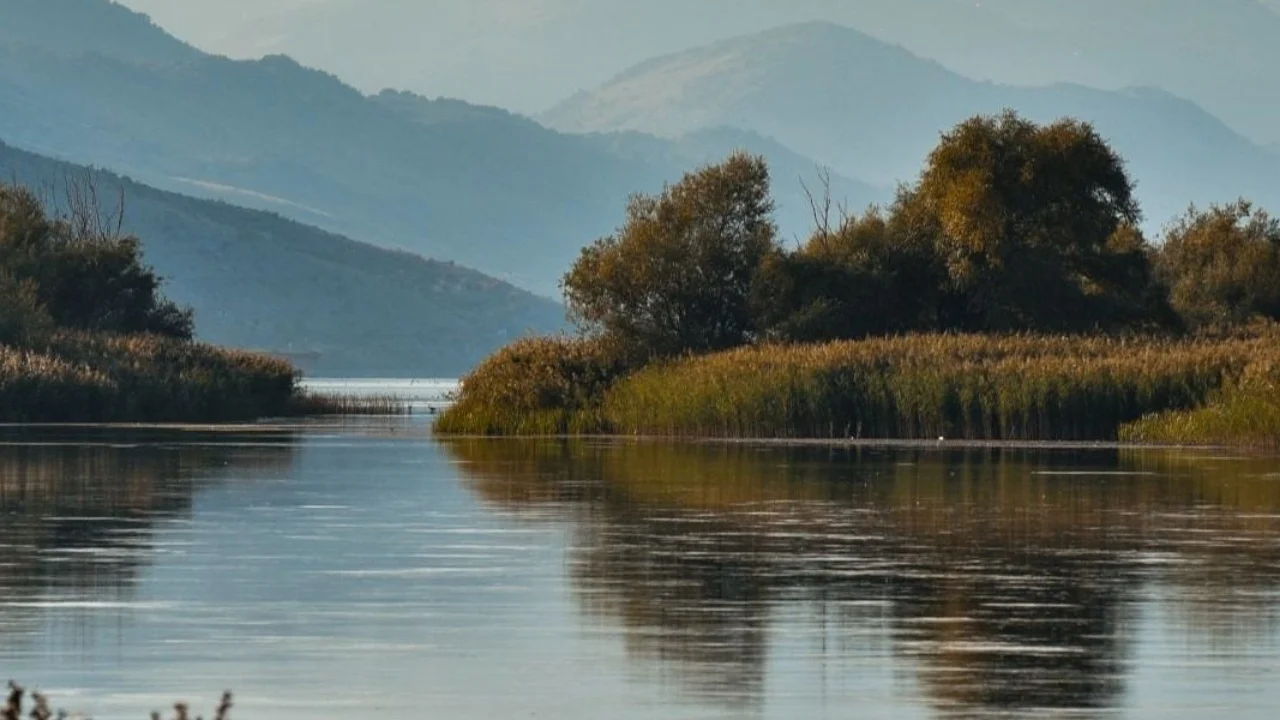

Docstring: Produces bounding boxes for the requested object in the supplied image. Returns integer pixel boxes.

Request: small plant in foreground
[6,682,232,720]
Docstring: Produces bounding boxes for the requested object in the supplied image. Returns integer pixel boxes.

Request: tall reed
[1121,357,1280,447]
[604,334,1270,440]
[0,330,298,422]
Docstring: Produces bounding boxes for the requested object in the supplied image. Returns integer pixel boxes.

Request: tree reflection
[0,426,298,644]
[443,438,1280,717]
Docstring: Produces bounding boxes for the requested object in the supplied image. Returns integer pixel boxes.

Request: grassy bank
[1120,360,1280,448]
[0,331,298,422]
[0,331,405,423]
[438,332,1280,442]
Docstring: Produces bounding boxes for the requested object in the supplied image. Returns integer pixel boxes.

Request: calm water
[3,420,1280,719]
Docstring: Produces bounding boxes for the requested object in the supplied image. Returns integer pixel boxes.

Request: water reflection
[444,439,1280,718]
[0,426,298,647]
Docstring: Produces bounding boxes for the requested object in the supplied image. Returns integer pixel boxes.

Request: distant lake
[3,420,1280,719]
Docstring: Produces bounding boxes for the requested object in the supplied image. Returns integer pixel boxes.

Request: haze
[114,0,1280,146]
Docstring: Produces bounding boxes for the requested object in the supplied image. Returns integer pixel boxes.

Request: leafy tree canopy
[563,152,777,358]
[1158,200,1280,329]
[0,182,193,343]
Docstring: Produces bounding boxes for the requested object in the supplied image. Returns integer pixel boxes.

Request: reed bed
[605,334,1274,440]
[0,331,298,422]
[1121,359,1280,448]
[286,393,411,416]
[439,331,1280,441]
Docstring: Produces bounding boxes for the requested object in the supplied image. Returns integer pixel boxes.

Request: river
[2,416,1279,718]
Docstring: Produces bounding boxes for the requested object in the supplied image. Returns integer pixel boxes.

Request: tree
[901,111,1164,331]
[754,203,946,342]
[1157,200,1280,328]
[0,181,193,342]
[562,153,777,358]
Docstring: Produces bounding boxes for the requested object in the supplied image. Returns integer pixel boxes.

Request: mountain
[0,2,877,295]
[0,3,881,294]
[543,22,1280,228]
[1,0,197,64]
[115,0,1280,146]
[0,140,566,377]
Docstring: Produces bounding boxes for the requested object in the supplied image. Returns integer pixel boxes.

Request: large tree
[902,111,1164,331]
[562,153,777,358]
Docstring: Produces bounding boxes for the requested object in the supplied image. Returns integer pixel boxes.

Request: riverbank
[0,331,407,423]
[436,331,1280,446]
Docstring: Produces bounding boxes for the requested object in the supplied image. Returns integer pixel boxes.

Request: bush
[1156,200,1280,329]
[435,336,633,435]
[1121,357,1280,448]
[0,182,193,340]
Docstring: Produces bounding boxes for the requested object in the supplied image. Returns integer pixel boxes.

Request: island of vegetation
[438,112,1280,447]
[0,179,353,422]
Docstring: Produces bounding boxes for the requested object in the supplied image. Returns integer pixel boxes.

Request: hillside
[543,22,1280,228]
[0,0,197,64]
[0,141,566,377]
[0,1,879,295]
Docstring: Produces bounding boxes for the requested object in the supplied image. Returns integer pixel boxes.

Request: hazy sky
[114,0,940,112]
[116,0,1280,134]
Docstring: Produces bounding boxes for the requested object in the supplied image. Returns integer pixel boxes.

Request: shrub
[436,336,633,435]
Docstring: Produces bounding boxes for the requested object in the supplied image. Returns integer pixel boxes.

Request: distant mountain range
[4,0,1278,377]
[543,22,1280,229]
[0,0,874,295]
[115,0,1280,147]
[0,141,565,377]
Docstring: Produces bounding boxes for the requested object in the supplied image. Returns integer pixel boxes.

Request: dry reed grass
[439,330,1280,441]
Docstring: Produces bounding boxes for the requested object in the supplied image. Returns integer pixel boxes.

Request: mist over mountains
[0,0,867,294]
[544,22,1280,228]
[117,0,1280,147]
[0,141,565,376]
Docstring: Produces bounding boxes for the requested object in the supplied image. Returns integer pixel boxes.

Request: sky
[115,0,1280,144]
[114,0,938,113]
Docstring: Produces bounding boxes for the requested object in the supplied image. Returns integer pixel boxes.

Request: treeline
[439,112,1280,443]
[0,179,319,422]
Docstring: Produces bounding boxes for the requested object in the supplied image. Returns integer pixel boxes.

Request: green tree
[1157,200,1280,328]
[754,203,946,342]
[0,182,193,341]
[563,153,777,358]
[901,111,1165,331]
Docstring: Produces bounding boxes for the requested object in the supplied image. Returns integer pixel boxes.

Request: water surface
[2,420,1279,718]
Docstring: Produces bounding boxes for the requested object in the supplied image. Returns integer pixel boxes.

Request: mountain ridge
[543,21,1280,229]
[0,139,567,376]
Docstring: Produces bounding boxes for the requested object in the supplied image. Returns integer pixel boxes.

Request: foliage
[0,270,52,345]
[754,201,950,342]
[563,153,778,359]
[600,333,1273,440]
[1156,200,1280,329]
[896,111,1167,331]
[1121,355,1280,448]
[0,182,193,340]
[753,112,1175,343]
[435,336,635,435]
